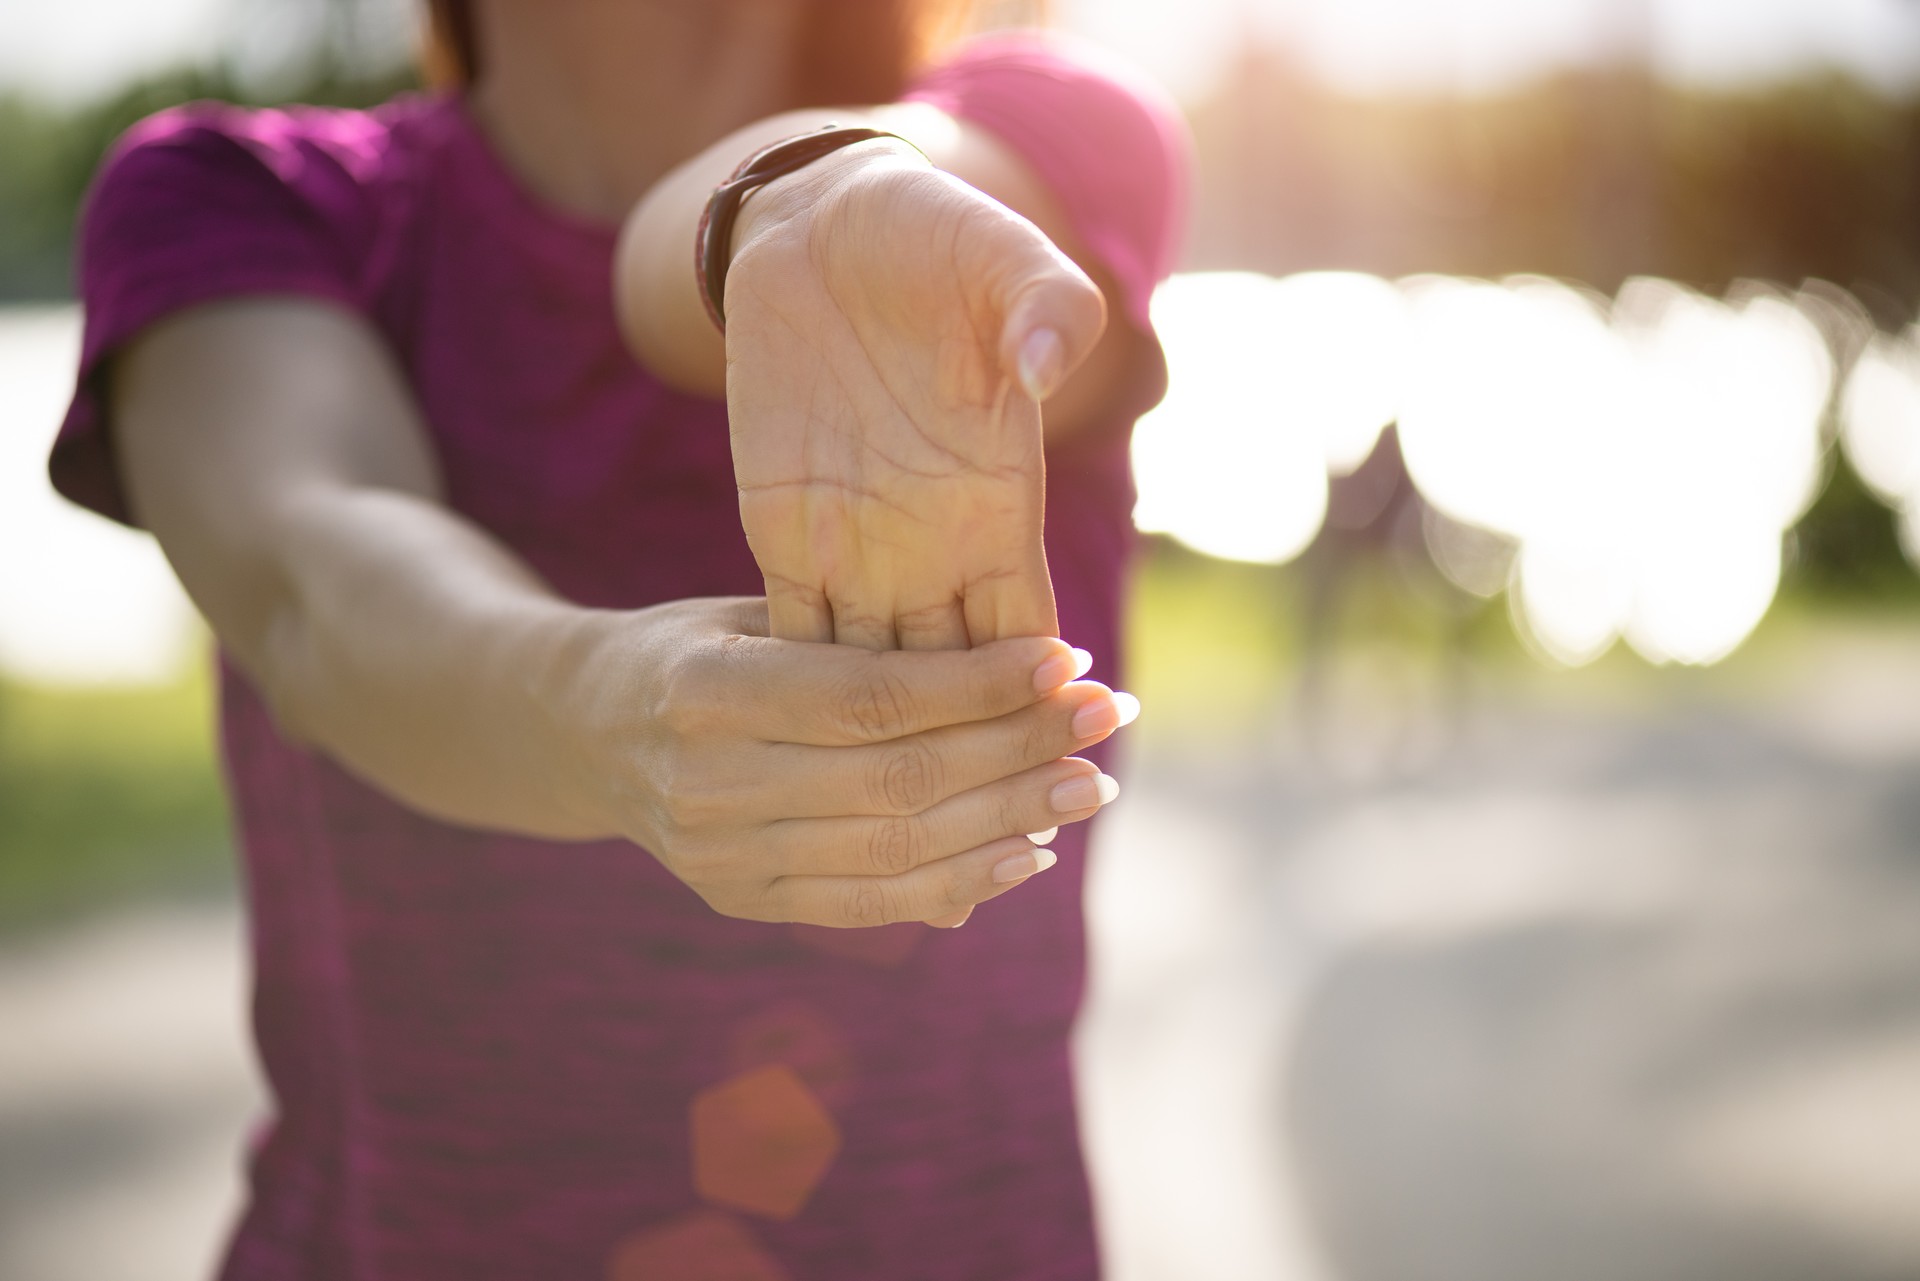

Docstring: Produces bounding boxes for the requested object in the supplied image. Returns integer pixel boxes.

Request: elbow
[611,173,729,399]
[210,574,326,750]
[252,599,325,749]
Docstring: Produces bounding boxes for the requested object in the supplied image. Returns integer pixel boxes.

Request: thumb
[995,238,1107,403]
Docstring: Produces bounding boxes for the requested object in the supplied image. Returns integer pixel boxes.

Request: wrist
[709,134,932,330]
[731,137,928,250]
[515,604,640,842]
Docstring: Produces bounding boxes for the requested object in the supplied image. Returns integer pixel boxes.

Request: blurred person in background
[44,0,1188,1276]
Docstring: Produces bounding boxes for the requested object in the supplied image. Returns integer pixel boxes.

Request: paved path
[6,630,1920,1280]
[0,903,259,1281]
[1085,627,1920,1281]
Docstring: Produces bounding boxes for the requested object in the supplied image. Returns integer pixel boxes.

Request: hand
[723,141,1108,652]
[563,598,1126,927]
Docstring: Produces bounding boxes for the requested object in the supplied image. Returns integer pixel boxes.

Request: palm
[725,165,1066,650]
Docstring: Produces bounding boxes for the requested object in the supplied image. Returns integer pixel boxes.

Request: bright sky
[2,0,1919,106]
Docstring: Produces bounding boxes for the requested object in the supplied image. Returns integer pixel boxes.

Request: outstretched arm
[108,298,1128,926]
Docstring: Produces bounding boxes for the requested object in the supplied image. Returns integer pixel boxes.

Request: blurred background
[5,0,1920,1278]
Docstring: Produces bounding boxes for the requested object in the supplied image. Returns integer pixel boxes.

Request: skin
[617,104,1139,651]
[110,0,1146,928]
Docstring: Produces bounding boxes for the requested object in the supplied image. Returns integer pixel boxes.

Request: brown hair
[422,0,984,102]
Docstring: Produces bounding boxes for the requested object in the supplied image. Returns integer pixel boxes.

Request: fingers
[830,598,899,652]
[772,680,1131,819]
[961,541,1058,652]
[994,233,1107,403]
[894,593,971,651]
[767,834,1056,928]
[764,575,834,644]
[715,631,1090,747]
[767,579,965,652]
[764,756,1112,878]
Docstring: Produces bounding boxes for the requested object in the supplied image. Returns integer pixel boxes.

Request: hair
[422,0,987,103]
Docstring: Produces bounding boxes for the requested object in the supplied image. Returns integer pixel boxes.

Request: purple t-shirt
[51,33,1188,1281]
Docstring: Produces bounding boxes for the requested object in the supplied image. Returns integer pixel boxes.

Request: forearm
[257,484,621,841]
[112,298,624,842]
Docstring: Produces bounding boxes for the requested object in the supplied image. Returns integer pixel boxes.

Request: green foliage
[1185,57,1920,305]
[1786,448,1920,606]
[1125,541,1297,734]
[0,665,230,932]
[0,63,418,301]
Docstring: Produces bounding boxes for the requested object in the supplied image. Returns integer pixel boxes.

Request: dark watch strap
[694,124,924,332]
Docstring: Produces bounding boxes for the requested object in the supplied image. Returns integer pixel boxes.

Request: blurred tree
[1182,52,1920,306]
[0,58,414,300]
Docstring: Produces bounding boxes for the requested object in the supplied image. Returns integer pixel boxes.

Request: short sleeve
[49,103,382,526]
[903,31,1193,336]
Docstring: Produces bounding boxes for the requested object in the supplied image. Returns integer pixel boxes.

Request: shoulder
[55,97,453,528]
[905,29,1191,203]
[101,94,443,177]
[85,96,448,261]
[905,31,1192,321]
[913,29,1185,126]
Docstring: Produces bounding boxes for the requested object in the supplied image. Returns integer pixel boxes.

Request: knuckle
[997,784,1034,839]
[750,877,794,924]
[866,815,920,876]
[1018,707,1056,764]
[872,740,942,815]
[699,871,782,924]
[842,880,896,928]
[655,657,724,740]
[657,774,727,835]
[838,664,915,742]
[939,865,975,912]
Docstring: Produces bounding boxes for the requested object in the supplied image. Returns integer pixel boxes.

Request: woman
[51,0,1188,1276]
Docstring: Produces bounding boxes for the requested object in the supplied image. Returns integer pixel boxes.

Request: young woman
[50,1,1188,1275]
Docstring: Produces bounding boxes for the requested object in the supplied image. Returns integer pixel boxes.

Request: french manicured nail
[992,847,1059,884]
[1072,695,1117,740]
[1017,327,1065,401]
[1071,690,1140,741]
[1032,646,1094,693]
[1027,826,1059,845]
[1049,773,1120,812]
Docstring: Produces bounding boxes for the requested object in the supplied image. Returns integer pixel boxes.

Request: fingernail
[1050,772,1119,812]
[1017,327,1065,401]
[1072,693,1125,741]
[1032,645,1084,693]
[1027,826,1059,845]
[992,847,1059,884]
[1113,692,1141,728]
[1033,646,1093,693]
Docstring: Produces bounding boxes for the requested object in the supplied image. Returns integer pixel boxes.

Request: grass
[0,658,231,933]
[1125,534,1920,746]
